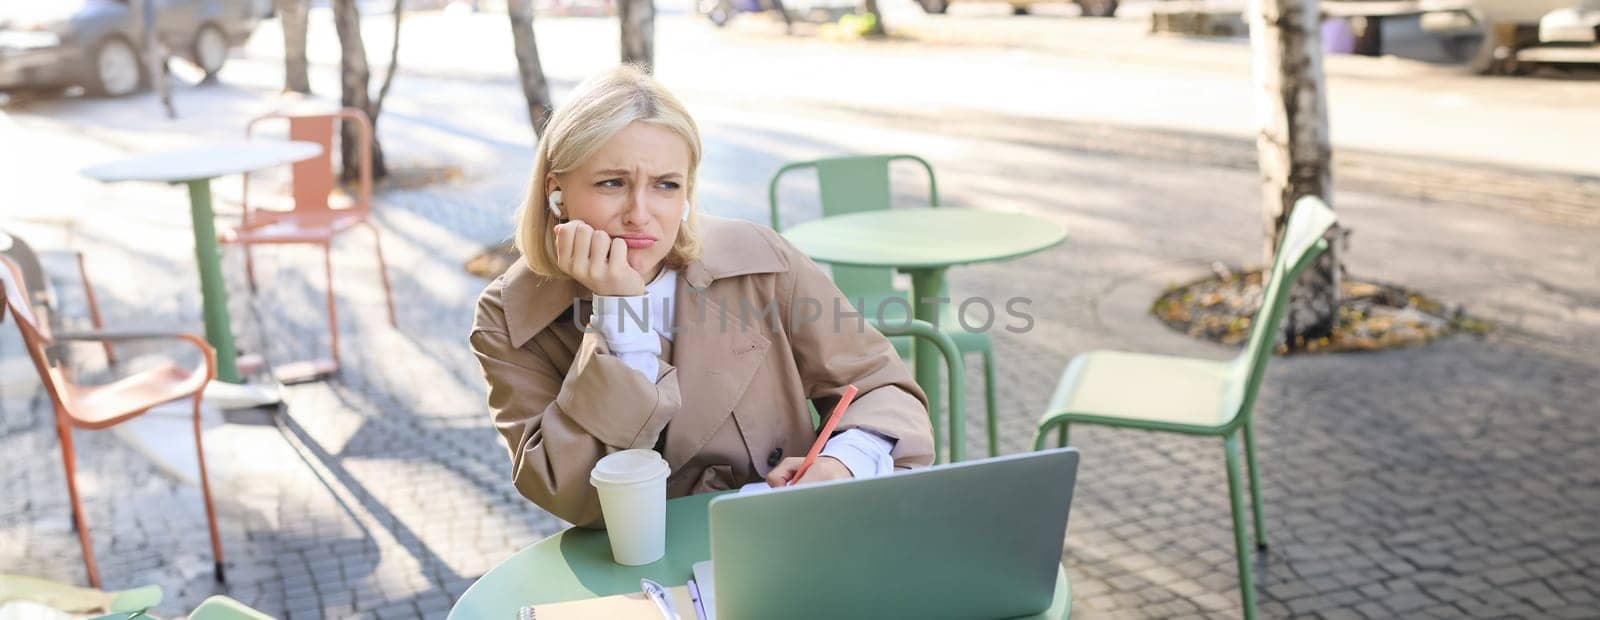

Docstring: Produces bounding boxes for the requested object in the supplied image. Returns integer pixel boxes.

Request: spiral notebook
[515,584,698,619]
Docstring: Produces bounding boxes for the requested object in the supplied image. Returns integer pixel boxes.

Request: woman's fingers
[553,222,574,271]
[569,221,594,273]
[765,457,805,488]
[608,237,630,274]
[588,229,612,271]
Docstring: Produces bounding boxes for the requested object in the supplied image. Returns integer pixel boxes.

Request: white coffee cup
[590,449,671,566]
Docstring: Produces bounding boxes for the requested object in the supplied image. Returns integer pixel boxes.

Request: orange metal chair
[219,107,397,381]
[0,255,224,588]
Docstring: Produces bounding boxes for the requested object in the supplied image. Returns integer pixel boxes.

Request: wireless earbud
[547,189,564,219]
[682,200,691,222]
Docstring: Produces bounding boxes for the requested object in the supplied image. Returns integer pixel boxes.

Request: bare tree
[1247,0,1342,343]
[330,0,403,180]
[276,0,311,93]
[508,0,554,135]
[620,0,655,70]
[862,0,887,37]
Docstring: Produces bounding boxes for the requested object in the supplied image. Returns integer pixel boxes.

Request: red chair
[0,255,224,588]
[220,108,397,381]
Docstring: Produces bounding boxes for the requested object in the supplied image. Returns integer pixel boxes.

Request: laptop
[699,447,1079,620]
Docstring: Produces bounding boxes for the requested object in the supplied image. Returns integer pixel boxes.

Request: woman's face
[549,121,691,281]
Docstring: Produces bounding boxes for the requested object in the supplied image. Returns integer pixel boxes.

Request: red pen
[787,384,860,486]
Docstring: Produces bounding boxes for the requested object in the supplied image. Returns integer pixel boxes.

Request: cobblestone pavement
[4,15,1599,620]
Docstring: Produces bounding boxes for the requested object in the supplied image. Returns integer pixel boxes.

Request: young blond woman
[470,65,933,528]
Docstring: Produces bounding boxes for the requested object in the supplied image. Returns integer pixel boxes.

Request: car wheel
[87,36,145,97]
[193,24,229,80]
[1076,0,1116,18]
[919,0,948,14]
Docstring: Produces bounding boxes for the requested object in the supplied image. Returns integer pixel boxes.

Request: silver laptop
[702,447,1079,620]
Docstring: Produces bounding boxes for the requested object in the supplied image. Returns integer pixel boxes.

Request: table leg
[906,267,963,463]
[183,179,242,383]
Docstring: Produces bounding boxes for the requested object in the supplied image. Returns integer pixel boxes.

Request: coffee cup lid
[590,449,670,487]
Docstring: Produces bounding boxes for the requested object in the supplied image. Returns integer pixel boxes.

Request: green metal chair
[772,155,1001,460]
[1031,197,1337,620]
[185,595,275,620]
[870,318,964,465]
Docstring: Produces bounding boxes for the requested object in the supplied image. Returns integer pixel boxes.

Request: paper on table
[517,585,696,619]
[692,561,717,620]
[738,481,777,495]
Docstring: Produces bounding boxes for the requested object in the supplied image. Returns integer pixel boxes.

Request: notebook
[515,585,696,620]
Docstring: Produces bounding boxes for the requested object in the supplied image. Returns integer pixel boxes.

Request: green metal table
[449,492,1071,619]
[80,139,322,384]
[782,208,1068,462]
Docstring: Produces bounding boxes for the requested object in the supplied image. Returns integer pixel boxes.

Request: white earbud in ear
[682,200,691,222]
[547,190,563,219]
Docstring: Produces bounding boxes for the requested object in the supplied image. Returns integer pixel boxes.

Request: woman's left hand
[765,456,852,487]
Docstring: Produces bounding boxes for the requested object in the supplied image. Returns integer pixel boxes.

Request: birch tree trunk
[863,0,887,37]
[620,0,655,71]
[276,0,311,93]
[331,0,388,180]
[508,0,554,135]
[1247,0,1341,345]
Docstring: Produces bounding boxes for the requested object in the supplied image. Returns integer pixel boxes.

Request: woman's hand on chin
[553,219,647,297]
[765,456,853,488]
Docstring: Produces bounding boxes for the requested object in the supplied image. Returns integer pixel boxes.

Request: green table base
[449,493,1071,619]
[183,179,241,383]
[781,208,1068,462]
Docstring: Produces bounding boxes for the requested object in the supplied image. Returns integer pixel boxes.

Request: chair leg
[243,243,258,293]
[75,252,116,365]
[1058,422,1069,448]
[980,346,999,457]
[192,395,227,583]
[56,421,100,588]
[323,243,340,368]
[366,222,397,328]
[1243,419,1268,551]
[1224,433,1259,620]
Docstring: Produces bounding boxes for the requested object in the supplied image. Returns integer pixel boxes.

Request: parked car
[915,0,1117,17]
[1421,0,1600,72]
[0,0,262,97]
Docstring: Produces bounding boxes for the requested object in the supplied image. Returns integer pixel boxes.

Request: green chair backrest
[187,595,275,620]
[1226,196,1338,425]
[768,155,939,301]
[868,318,964,463]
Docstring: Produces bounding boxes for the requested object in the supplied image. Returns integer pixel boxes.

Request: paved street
[2,7,1597,619]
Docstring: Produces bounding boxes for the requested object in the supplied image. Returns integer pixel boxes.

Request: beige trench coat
[470,215,935,528]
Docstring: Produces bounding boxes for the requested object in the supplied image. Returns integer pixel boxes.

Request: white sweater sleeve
[820,428,897,478]
[592,294,661,380]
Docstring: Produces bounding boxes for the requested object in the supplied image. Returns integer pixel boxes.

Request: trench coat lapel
[662,274,771,470]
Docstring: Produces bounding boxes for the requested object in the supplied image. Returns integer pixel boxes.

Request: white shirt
[592,270,896,478]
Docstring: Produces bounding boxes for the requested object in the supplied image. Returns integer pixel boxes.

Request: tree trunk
[372,0,403,121]
[862,0,887,37]
[767,0,794,34]
[620,0,655,71]
[331,0,388,180]
[508,0,554,135]
[1247,0,1341,345]
[276,0,311,93]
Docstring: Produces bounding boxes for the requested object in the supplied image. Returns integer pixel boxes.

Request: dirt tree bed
[1151,268,1488,353]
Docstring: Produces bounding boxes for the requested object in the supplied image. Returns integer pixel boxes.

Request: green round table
[781,208,1068,462]
[448,492,1071,619]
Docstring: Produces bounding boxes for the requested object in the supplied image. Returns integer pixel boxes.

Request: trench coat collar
[501,215,791,348]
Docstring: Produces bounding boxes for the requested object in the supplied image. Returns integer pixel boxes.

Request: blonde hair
[514,65,703,279]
